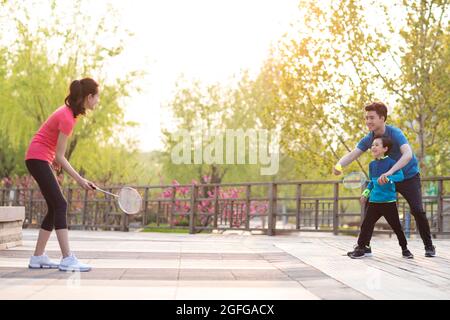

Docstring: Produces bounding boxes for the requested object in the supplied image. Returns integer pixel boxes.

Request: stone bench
[0,207,25,250]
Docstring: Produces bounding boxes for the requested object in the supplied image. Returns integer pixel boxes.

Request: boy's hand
[377,170,392,185]
[360,196,367,206]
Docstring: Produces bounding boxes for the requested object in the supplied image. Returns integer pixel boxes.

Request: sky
[104,0,301,151]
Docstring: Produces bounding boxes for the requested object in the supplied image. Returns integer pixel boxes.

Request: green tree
[255,1,375,178]
[256,0,449,177]
[0,0,144,181]
[162,74,279,185]
[391,0,449,175]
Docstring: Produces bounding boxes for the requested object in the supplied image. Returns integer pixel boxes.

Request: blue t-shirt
[356,125,419,179]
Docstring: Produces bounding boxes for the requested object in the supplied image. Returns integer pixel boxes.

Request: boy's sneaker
[59,253,91,272]
[28,253,60,269]
[347,245,372,258]
[425,245,436,257]
[402,249,414,259]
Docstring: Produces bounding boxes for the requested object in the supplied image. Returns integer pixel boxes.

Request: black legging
[25,159,68,231]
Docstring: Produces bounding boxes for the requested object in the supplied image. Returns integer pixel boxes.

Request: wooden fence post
[170,186,176,228]
[245,185,251,230]
[189,184,197,234]
[67,188,72,228]
[213,185,219,229]
[28,189,33,227]
[82,189,89,230]
[333,182,339,235]
[437,179,443,233]
[315,199,319,230]
[268,183,277,236]
[143,187,149,226]
[296,184,302,230]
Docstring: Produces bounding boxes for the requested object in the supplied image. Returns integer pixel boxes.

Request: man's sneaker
[347,245,372,258]
[425,245,436,257]
[402,249,414,259]
[348,245,369,259]
[59,253,91,272]
[28,253,60,269]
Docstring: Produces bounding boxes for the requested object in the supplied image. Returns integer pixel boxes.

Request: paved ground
[0,229,449,300]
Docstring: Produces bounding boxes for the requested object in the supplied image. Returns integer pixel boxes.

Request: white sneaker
[59,253,91,272]
[28,253,60,269]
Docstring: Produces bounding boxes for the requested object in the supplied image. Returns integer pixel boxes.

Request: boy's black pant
[365,173,433,247]
[358,202,407,249]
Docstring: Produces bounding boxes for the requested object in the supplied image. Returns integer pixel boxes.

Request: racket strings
[343,172,367,189]
[118,187,142,214]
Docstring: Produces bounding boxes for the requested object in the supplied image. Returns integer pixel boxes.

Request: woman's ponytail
[65,78,99,118]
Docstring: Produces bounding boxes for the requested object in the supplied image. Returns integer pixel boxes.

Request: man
[333,102,436,257]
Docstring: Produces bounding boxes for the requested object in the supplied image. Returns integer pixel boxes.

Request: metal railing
[1,177,449,236]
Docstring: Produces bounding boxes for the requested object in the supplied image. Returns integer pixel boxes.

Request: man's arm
[378,144,412,184]
[387,169,404,182]
[333,148,364,175]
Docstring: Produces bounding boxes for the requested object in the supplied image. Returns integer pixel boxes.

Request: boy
[348,136,414,259]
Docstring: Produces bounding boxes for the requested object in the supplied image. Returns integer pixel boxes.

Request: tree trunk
[196,164,225,232]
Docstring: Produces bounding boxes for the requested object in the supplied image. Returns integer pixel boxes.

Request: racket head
[117,187,142,214]
[342,171,367,189]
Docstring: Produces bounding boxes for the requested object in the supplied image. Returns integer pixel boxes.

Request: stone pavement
[0,229,449,300]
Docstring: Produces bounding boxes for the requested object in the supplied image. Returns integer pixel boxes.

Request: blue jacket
[362,156,404,203]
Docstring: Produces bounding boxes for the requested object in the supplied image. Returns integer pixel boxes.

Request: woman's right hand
[77,177,96,190]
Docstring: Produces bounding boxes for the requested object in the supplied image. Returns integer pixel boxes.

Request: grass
[141,223,190,234]
[141,222,213,234]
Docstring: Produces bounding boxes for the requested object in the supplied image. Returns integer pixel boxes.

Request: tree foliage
[0,0,146,183]
[255,0,449,177]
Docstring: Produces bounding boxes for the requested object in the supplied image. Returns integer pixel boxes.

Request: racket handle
[93,186,119,198]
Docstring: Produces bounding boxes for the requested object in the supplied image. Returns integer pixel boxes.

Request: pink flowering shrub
[160,177,268,228]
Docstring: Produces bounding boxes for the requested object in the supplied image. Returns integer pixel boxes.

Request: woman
[26,78,99,272]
